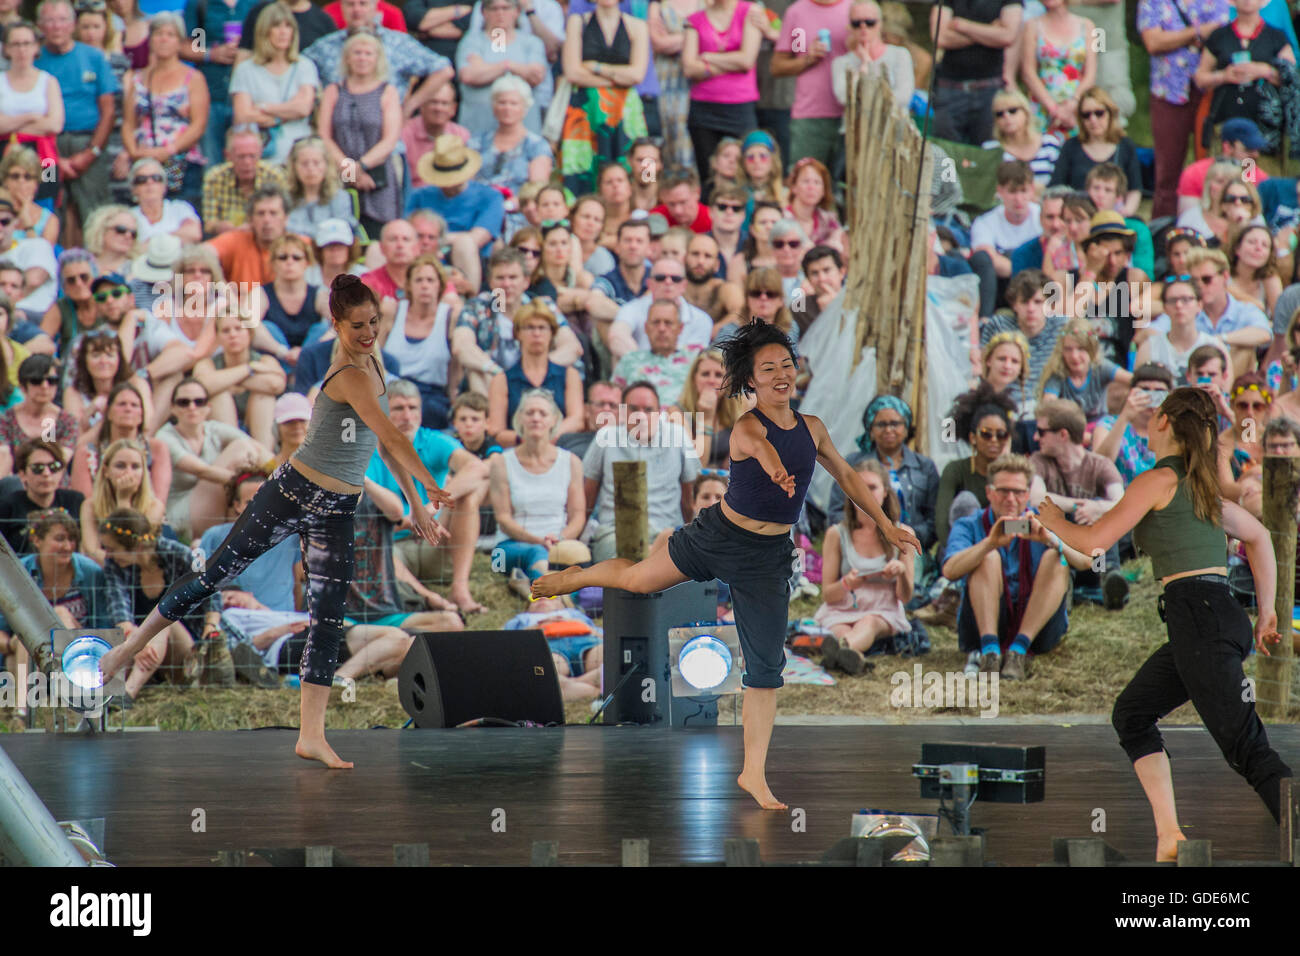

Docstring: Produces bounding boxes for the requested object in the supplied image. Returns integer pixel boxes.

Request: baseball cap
[315,219,354,248]
[274,392,312,423]
[1219,118,1267,152]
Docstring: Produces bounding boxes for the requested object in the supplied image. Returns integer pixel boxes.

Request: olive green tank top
[1132,456,1227,581]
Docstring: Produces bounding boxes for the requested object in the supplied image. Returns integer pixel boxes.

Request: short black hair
[802,244,843,273]
[718,320,797,398]
[621,380,661,405]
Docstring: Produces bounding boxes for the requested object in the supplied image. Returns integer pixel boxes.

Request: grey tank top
[834,525,889,577]
[293,360,389,487]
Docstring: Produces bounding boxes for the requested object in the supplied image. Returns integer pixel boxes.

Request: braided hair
[717,320,797,399]
[1158,386,1222,526]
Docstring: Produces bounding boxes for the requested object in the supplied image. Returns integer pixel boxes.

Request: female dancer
[1036,386,1292,859]
[533,321,920,809]
[98,276,455,768]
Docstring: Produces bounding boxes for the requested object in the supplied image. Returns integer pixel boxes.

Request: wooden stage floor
[5,724,1295,866]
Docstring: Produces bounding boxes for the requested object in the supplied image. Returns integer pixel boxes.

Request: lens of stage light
[62,636,111,690]
[677,635,732,691]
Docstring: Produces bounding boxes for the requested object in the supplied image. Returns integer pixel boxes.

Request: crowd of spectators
[2,0,1300,708]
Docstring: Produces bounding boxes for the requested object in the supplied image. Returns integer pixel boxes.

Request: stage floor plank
[4,725,1295,866]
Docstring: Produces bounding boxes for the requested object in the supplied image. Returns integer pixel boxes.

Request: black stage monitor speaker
[397,630,565,728]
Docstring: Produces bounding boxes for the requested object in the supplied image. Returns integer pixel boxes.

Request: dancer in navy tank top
[535,321,921,809]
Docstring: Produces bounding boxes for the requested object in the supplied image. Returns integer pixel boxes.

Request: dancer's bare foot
[737,772,787,810]
[1156,831,1186,862]
[532,566,581,600]
[295,736,355,769]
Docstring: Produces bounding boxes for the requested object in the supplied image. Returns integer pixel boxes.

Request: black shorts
[281,632,351,674]
[668,504,794,689]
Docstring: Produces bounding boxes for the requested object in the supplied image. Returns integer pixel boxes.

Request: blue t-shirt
[365,426,462,539]
[185,0,259,104]
[34,42,119,132]
[405,182,505,242]
[200,522,300,613]
[943,507,1057,610]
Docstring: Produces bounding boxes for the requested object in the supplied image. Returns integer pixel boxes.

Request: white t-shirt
[228,57,321,163]
[582,421,701,531]
[614,294,713,352]
[10,237,58,315]
[133,200,201,243]
[970,203,1043,255]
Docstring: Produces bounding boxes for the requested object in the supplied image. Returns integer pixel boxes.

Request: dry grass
[3,551,1298,733]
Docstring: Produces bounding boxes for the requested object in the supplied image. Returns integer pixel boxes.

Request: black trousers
[1112,577,1292,821]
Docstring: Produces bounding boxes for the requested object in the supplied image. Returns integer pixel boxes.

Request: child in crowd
[1040,317,1132,426]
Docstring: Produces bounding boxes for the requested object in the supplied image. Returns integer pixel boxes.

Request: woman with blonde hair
[738,130,787,206]
[487,300,584,446]
[127,156,202,244]
[230,2,320,164]
[665,347,749,467]
[318,32,402,240]
[80,437,165,565]
[981,329,1033,441]
[82,203,139,277]
[1048,87,1143,216]
[285,137,357,236]
[192,312,287,448]
[1040,316,1131,423]
[249,233,329,367]
[0,147,58,243]
[377,252,461,428]
[68,380,170,501]
[714,266,797,342]
[983,88,1062,192]
[1177,164,1263,243]
[879,0,930,90]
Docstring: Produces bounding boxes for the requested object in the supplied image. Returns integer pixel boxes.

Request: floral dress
[131,69,206,168]
[654,1,696,170]
[1031,18,1088,136]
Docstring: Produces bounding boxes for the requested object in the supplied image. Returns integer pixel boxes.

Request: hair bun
[331,274,363,291]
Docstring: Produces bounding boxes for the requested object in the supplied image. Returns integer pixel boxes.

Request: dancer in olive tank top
[1038,387,1292,860]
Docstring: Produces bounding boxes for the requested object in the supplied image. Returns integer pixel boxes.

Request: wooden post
[612,460,648,562]
[1260,455,1299,719]
[1066,839,1108,867]
[621,838,649,867]
[530,840,558,866]
[724,838,762,867]
[1282,778,1297,863]
[930,835,983,867]
[393,843,429,866]
[304,845,334,867]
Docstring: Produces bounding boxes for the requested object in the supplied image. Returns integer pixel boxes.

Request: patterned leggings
[157,462,359,687]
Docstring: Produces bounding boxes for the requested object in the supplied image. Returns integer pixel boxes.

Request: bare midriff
[720,498,792,537]
[1160,566,1229,588]
[290,457,364,496]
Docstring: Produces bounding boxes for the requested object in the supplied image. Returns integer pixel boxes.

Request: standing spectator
[928,0,1021,146]
[1047,86,1145,217]
[984,90,1062,193]
[238,0,339,54]
[230,2,321,165]
[457,0,551,137]
[0,440,82,553]
[831,0,913,118]
[324,0,409,30]
[284,137,358,238]
[318,32,403,241]
[35,1,117,247]
[649,0,702,171]
[568,0,664,137]
[201,128,289,238]
[180,0,253,165]
[405,0,474,61]
[407,136,505,293]
[128,157,203,245]
[1019,0,1094,136]
[559,0,651,196]
[108,0,150,70]
[1196,0,1294,152]
[401,82,471,189]
[1140,0,1233,220]
[682,0,761,183]
[772,0,850,167]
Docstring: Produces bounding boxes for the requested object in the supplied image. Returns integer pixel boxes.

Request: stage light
[51,629,126,717]
[677,634,732,691]
[850,812,938,862]
[62,636,111,690]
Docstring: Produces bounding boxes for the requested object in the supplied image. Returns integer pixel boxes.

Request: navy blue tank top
[724,408,817,524]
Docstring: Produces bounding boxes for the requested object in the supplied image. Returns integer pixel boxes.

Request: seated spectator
[667,348,747,468]
[972,160,1042,280]
[784,158,844,253]
[377,252,459,428]
[120,13,209,211]
[452,248,583,393]
[982,269,1066,404]
[1042,315,1134,423]
[1073,211,1149,363]
[942,453,1089,680]
[793,244,846,335]
[488,299,584,447]
[682,232,744,332]
[125,232,181,317]
[708,182,748,279]
[651,167,712,234]
[401,81,470,189]
[359,218,418,305]
[1085,162,1154,278]
[1010,186,1072,275]
[39,248,98,355]
[570,194,616,276]
[984,89,1062,191]
[740,199,783,275]
[0,147,59,244]
[157,245,224,358]
[610,297,701,405]
[269,391,311,470]
[127,156,202,244]
[557,378,621,460]
[63,327,155,434]
[1047,86,1143,217]
[472,76,553,213]
[101,507,227,698]
[1225,372,1271,482]
[529,218,618,329]
[1176,119,1266,216]
[1268,304,1300,404]
[597,162,635,247]
[627,137,663,211]
[363,377,490,613]
[307,218,367,290]
[154,377,273,539]
[583,379,699,560]
[768,217,809,298]
[827,394,939,551]
[457,0,550,137]
[290,320,404,393]
[1041,191,1096,290]
[83,203,139,279]
[0,267,44,362]
[1186,342,1237,429]
[816,458,916,674]
[1187,245,1271,377]
[607,255,713,362]
[201,127,289,237]
[1233,416,1300,524]
[206,185,295,286]
[1177,164,1263,244]
[1160,228,1207,283]
[601,218,651,306]
[0,356,78,475]
[408,208,449,261]
[68,380,170,503]
[318,31,403,241]
[1092,363,1174,484]
[248,235,329,369]
[407,136,505,293]
[230,2,320,164]
[192,313,286,448]
[0,187,57,320]
[0,440,83,553]
[1019,0,1095,137]
[488,387,588,598]
[79,436,165,565]
[1195,0,1294,150]
[0,296,22,405]
[1226,222,1282,317]
[284,137,359,238]
[447,390,501,535]
[716,267,800,353]
[981,330,1034,440]
[1135,278,1227,385]
[934,382,1016,553]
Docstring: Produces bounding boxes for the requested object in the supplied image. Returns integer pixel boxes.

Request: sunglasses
[517,246,541,257]
[850,17,878,27]
[1080,109,1108,120]
[747,289,781,299]
[1191,272,1220,284]
[5,171,36,181]
[174,396,208,408]
[132,174,165,185]
[93,286,130,301]
[1222,194,1252,205]
[110,224,138,237]
[26,461,65,475]
[64,273,92,285]
[24,375,61,387]
[275,252,306,261]
[993,107,1022,118]
[1235,400,1269,410]
[977,427,1010,441]
[652,273,685,283]
[771,240,801,249]
[0,216,14,228]
[714,202,745,213]
[540,218,570,230]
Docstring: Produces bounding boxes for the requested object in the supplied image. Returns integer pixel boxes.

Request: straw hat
[416,135,483,188]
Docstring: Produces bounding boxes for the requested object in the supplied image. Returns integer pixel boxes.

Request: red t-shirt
[651,202,712,234]
[323,1,407,31]
[1177,156,1270,198]
[361,266,402,301]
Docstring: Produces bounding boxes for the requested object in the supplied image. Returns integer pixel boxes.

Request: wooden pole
[612,460,648,562]
[1260,455,1299,719]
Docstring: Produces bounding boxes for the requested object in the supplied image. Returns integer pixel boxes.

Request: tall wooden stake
[613,460,648,561]
[1260,455,1299,719]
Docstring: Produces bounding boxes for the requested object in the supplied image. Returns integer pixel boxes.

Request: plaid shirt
[103,537,218,629]
[201,161,289,229]
[1097,414,1155,485]
[456,291,564,371]
[303,27,451,91]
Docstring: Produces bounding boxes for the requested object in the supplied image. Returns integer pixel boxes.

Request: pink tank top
[686,1,758,104]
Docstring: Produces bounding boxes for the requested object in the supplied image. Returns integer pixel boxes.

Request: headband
[1231,382,1273,403]
[742,131,777,154]
[101,521,156,543]
[858,395,912,454]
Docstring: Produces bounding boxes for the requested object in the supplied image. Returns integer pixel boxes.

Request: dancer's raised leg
[533,546,688,598]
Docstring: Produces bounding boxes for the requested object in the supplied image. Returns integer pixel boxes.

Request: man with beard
[683,233,744,335]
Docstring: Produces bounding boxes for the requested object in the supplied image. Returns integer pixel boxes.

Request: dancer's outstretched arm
[376,443,451,544]
[1222,500,1281,654]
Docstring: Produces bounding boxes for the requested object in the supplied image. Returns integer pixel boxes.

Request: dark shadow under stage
[4,724,1296,866]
